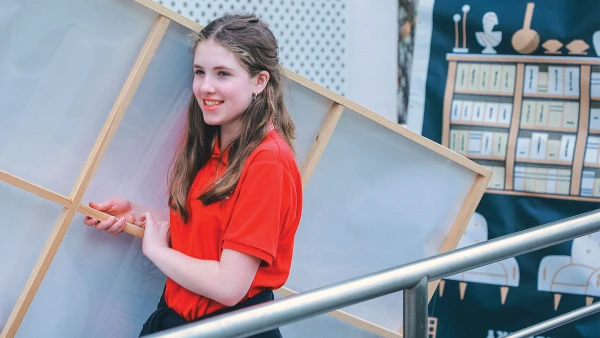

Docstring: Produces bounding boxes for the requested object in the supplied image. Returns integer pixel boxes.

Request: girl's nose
[200,77,215,94]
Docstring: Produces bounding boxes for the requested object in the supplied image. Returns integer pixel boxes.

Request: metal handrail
[148,209,600,338]
[505,301,600,338]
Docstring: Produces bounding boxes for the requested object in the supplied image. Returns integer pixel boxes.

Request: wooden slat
[0,170,71,208]
[486,189,600,202]
[447,53,600,66]
[504,63,525,191]
[300,103,344,188]
[454,89,513,97]
[441,61,456,147]
[275,287,402,338]
[134,0,202,32]
[570,65,591,195]
[133,0,490,178]
[427,174,491,301]
[77,204,144,239]
[0,15,170,338]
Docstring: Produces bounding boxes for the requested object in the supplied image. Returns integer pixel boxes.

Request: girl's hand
[84,198,138,235]
[141,212,171,257]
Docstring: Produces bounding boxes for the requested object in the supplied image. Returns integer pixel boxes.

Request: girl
[84,14,302,337]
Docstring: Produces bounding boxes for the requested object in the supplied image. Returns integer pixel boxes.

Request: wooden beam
[0,170,71,208]
[77,204,144,238]
[441,61,457,147]
[427,174,491,301]
[447,53,600,66]
[300,103,344,188]
[275,287,402,338]
[0,15,170,338]
[505,63,525,191]
[134,0,202,32]
[570,65,590,195]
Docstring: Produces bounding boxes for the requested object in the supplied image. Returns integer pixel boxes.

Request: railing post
[403,276,428,338]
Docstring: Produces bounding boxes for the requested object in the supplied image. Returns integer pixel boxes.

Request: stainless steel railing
[148,209,600,338]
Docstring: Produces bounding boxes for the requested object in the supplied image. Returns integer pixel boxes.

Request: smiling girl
[84,14,302,337]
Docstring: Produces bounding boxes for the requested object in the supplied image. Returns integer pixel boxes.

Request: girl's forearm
[146,247,250,306]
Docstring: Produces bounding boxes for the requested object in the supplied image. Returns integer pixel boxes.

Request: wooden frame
[443,53,600,202]
[0,2,489,337]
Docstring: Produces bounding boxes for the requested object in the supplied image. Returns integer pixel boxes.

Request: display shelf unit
[444,53,597,201]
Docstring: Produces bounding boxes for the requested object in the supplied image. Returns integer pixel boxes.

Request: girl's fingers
[96,216,117,231]
[84,216,98,226]
[107,217,126,235]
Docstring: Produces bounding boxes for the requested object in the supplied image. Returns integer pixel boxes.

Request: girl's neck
[219,122,241,151]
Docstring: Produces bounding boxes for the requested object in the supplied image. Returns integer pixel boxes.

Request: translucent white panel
[280,315,382,338]
[17,214,166,338]
[0,184,63,329]
[17,21,194,338]
[275,294,382,338]
[286,109,478,331]
[283,79,333,164]
[0,0,157,196]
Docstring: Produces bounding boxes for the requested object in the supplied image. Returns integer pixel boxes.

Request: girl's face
[192,40,267,135]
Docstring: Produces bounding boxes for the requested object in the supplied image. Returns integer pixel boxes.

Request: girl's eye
[194,69,204,75]
[218,71,230,77]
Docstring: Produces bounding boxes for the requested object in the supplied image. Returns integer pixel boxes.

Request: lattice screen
[155,0,348,95]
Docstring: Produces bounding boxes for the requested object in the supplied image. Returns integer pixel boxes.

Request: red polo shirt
[164,128,303,321]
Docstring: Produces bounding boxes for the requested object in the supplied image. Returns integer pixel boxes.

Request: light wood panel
[447,53,600,66]
[505,63,525,191]
[570,65,591,195]
[427,174,491,301]
[0,170,71,208]
[300,103,345,187]
[0,15,170,338]
[441,61,457,147]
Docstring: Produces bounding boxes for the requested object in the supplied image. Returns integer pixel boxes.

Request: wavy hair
[168,14,296,222]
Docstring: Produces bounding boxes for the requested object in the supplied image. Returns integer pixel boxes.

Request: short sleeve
[222,161,291,266]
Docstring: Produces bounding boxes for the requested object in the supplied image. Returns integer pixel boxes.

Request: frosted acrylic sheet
[16,21,194,338]
[286,109,478,331]
[280,315,382,338]
[0,0,156,196]
[274,293,382,338]
[283,79,333,164]
[0,184,63,330]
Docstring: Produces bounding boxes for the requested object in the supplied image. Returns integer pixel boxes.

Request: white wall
[346,1,398,122]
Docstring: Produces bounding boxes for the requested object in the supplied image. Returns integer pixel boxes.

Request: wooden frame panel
[0,15,170,338]
[0,3,490,337]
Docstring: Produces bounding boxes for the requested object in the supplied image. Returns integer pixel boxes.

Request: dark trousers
[139,289,282,337]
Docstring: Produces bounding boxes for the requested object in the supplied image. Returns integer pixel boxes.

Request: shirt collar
[210,125,275,165]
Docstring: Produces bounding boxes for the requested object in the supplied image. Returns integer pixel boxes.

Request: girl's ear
[253,70,270,94]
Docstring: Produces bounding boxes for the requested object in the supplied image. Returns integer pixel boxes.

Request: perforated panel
[155,0,348,95]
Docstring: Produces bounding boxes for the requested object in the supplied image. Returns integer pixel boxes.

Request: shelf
[450,121,510,128]
[522,93,580,100]
[447,53,600,66]
[588,129,600,135]
[583,163,600,168]
[591,96,600,101]
[454,89,514,97]
[464,154,506,161]
[515,158,573,166]
[519,126,578,133]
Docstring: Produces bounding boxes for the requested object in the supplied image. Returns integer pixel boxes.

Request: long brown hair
[168,14,296,223]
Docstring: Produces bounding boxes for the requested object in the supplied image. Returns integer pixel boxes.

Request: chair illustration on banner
[439,213,520,305]
[537,232,600,310]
